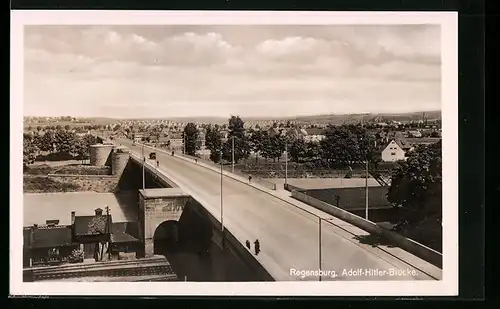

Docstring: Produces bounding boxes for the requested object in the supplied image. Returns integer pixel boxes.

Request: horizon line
[23,109,442,120]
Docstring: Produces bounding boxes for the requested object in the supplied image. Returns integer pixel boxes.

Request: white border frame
[10,10,458,296]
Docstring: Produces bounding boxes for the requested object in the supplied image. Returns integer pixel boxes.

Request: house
[148,135,159,143]
[158,135,171,147]
[381,139,413,162]
[405,137,441,146]
[23,223,79,268]
[267,127,281,137]
[197,131,206,149]
[23,208,141,268]
[407,130,422,138]
[133,133,144,142]
[284,128,300,141]
[169,132,184,150]
[303,128,326,143]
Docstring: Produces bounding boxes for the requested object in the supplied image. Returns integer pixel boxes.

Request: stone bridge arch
[138,188,190,257]
[153,220,180,254]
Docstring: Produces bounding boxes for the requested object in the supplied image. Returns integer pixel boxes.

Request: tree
[227,116,246,139]
[260,134,285,162]
[64,124,71,131]
[36,125,42,132]
[23,134,39,166]
[249,129,265,163]
[36,131,55,152]
[430,131,440,138]
[205,125,223,163]
[27,125,33,131]
[55,125,62,131]
[387,141,442,227]
[183,123,199,156]
[320,125,376,167]
[306,141,322,161]
[74,134,101,163]
[223,116,250,163]
[289,138,308,162]
[53,130,77,154]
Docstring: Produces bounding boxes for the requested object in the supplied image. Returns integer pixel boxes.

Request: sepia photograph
[11,11,458,296]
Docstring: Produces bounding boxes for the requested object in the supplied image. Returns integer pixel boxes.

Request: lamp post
[285,138,288,185]
[318,217,322,281]
[220,150,224,234]
[231,136,235,173]
[142,145,145,190]
[365,159,369,220]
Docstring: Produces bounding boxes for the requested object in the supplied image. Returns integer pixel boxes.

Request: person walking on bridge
[254,239,260,255]
[156,160,159,167]
[248,174,253,184]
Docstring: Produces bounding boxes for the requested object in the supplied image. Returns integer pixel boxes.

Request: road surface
[118,139,439,281]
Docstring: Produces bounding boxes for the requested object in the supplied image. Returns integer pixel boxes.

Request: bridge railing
[153,144,277,190]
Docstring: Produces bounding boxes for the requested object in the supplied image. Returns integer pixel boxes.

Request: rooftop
[111,221,140,243]
[24,225,74,249]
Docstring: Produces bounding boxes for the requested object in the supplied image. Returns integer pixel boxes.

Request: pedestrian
[245,240,250,249]
[248,174,252,183]
[172,151,174,156]
[195,158,198,164]
[254,239,260,255]
[335,194,340,207]
[156,160,159,167]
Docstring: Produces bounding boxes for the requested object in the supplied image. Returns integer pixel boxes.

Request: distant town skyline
[24,25,441,118]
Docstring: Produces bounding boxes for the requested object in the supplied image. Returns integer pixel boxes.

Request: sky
[23,25,441,118]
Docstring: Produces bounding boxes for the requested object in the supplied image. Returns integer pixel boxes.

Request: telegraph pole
[318,217,322,281]
[220,150,224,234]
[231,136,235,173]
[106,206,111,260]
[183,133,186,155]
[142,145,145,190]
[285,138,288,185]
[365,160,369,220]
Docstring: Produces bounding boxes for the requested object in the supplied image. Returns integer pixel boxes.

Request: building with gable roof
[381,139,414,162]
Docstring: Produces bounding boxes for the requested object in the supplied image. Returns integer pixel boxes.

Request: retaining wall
[290,190,442,268]
[47,174,119,193]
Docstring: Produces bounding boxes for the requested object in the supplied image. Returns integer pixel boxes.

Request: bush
[68,249,84,263]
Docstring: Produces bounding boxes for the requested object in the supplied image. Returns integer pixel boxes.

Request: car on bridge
[149,152,157,160]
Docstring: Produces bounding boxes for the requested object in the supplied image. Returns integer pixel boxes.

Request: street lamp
[318,217,322,281]
[285,138,288,185]
[359,137,369,220]
[142,146,145,190]
[220,150,224,234]
[365,160,369,220]
[231,136,235,173]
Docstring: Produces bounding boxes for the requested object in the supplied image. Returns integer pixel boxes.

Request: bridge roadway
[117,138,438,281]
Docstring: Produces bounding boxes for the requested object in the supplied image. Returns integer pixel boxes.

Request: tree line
[181,116,442,228]
[23,129,103,166]
[187,116,379,168]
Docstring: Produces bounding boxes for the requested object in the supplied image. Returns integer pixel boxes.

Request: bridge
[112,138,442,281]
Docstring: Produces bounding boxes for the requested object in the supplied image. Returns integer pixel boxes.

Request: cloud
[23,25,442,118]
